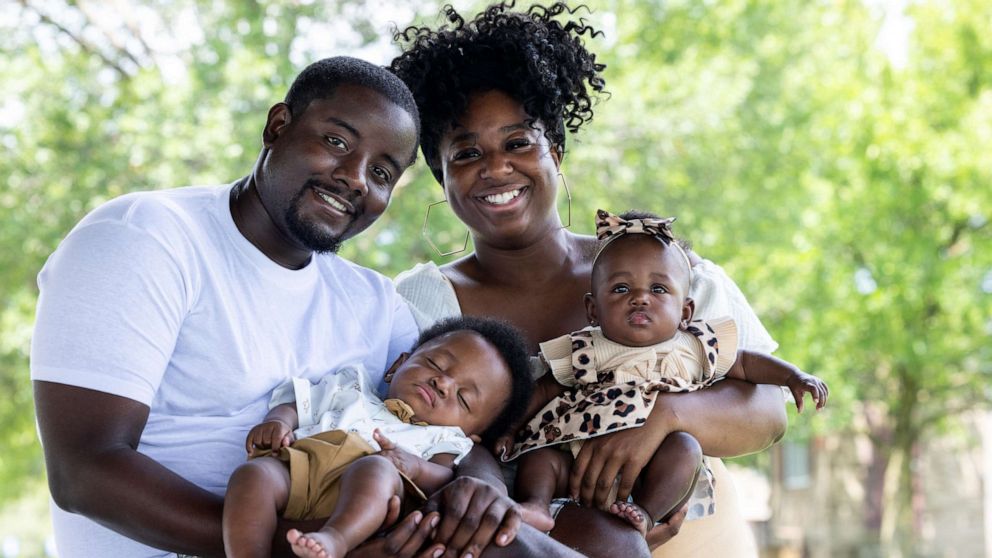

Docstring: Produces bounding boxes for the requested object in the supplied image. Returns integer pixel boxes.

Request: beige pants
[266,430,426,521]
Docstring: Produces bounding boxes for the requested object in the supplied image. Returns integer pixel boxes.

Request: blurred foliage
[1,0,990,554]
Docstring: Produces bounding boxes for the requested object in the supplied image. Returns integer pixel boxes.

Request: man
[31,56,422,557]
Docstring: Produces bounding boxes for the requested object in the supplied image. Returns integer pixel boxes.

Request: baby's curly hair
[390,1,607,183]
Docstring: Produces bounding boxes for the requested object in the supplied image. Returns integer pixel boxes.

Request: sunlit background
[1,0,990,556]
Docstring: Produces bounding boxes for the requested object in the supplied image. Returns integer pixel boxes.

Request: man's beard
[284,180,350,254]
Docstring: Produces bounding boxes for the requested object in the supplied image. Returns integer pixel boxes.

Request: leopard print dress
[505,317,738,517]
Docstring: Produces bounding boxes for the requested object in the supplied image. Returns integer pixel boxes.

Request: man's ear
[468,434,482,444]
[384,352,410,383]
[680,297,696,330]
[584,293,599,326]
[262,103,293,147]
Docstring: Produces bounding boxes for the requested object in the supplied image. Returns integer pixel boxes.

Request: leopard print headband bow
[594,209,692,276]
[595,209,677,244]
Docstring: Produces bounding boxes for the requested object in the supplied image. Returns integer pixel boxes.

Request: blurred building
[733,410,992,558]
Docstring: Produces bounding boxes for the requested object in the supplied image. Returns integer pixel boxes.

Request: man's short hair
[284,56,421,161]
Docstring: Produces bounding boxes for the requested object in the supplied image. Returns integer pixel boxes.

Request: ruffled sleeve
[684,317,739,381]
[538,334,578,387]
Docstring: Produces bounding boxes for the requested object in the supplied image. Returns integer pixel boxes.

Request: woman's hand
[570,425,669,510]
[422,476,522,558]
[353,478,521,558]
[245,420,294,455]
[346,506,446,558]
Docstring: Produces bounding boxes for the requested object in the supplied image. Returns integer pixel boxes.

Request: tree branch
[20,0,133,77]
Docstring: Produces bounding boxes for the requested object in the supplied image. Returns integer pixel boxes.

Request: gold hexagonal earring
[422,199,470,257]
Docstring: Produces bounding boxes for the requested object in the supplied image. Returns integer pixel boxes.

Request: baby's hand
[786,372,829,413]
[493,434,514,461]
[245,420,294,455]
[373,429,422,480]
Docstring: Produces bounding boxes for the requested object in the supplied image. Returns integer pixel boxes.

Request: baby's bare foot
[286,528,347,558]
[609,501,652,537]
[518,501,556,532]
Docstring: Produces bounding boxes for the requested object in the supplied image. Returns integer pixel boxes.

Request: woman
[389,3,787,556]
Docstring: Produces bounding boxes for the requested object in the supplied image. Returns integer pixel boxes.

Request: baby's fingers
[815,382,829,409]
[792,388,806,413]
[374,428,397,450]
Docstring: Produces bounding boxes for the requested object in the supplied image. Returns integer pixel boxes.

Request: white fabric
[395,258,777,558]
[31,184,419,558]
[689,259,777,353]
[270,366,474,464]
[395,262,462,331]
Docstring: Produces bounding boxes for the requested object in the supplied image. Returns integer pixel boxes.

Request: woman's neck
[468,227,589,286]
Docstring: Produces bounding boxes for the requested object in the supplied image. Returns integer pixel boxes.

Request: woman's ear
[262,103,293,147]
[384,352,410,383]
[584,293,599,326]
[680,297,696,330]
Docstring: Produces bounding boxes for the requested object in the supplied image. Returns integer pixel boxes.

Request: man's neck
[229,177,313,270]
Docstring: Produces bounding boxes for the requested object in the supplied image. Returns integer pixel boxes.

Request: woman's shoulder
[574,232,600,261]
[394,261,461,330]
[395,261,444,286]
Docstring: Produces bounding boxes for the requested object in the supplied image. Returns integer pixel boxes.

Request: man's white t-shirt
[30,184,419,557]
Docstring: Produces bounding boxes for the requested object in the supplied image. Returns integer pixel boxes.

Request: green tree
[2,2,990,556]
[573,0,992,554]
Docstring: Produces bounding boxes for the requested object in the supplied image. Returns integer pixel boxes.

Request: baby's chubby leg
[514,447,572,532]
[287,454,404,558]
[622,431,702,533]
[224,456,293,558]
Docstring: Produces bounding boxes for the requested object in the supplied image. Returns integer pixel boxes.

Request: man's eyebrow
[325,116,360,138]
[325,116,404,174]
[383,153,403,175]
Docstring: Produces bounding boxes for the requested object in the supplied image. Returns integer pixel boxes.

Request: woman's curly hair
[390,1,607,183]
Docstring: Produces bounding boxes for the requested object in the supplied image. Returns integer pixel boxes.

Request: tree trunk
[879,371,920,557]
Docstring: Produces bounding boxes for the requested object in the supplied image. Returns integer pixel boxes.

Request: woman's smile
[475,185,529,212]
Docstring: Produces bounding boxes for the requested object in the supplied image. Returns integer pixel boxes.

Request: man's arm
[34,381,226,558]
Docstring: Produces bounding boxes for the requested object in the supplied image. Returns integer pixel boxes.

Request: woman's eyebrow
[450,130,477,143]
[500,123,529,134]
